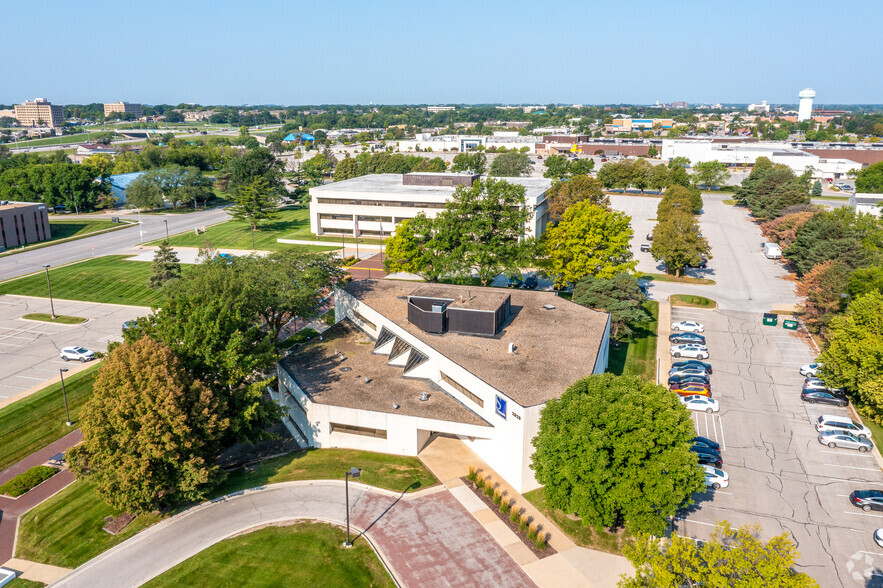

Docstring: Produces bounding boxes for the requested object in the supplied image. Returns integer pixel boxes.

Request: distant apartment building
[103,102,143,118]
[605,118,674,133]
[748,101,770,113]
[182,110,215,121]
[427,106,456,113]
[0,202,51,251]
[14,98,64,127]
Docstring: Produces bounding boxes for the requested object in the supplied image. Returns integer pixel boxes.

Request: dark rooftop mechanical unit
[406,289,511,337]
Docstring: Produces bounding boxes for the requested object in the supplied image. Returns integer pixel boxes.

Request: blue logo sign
[495,396,507,419]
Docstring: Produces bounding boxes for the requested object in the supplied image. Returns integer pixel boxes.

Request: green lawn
[21,313,87,325]
[7,579,45,588]
[607,300,659,381]
[15,480,162,568]
[642,273,716,285]
[0,220,135,257]
[17,448,437,568]
[0,365,99,471]
[671,294,716,309]
[9,132,116,148]
[523,487,633,555]
[0,256,164,307]
[216,448,438,496]
[151,207,339,251]
[142,522,393,588]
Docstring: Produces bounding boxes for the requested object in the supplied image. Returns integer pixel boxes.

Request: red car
[670,383,711,398]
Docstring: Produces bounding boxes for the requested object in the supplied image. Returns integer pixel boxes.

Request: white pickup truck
[763,242,782,259]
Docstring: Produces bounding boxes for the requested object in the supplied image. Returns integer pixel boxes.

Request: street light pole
[251,227,256,251]
[59,368,72,426]
[163,219,169,241]
[43,264,56,318]
[343,467,361,547]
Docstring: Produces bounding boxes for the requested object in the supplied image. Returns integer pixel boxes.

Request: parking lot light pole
[163,220,170,241]
[59,368,72,426]
[343,467,361,547]
[43,264,56,319]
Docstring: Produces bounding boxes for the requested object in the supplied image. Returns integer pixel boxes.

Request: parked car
[875,529,883,549]
[849,490,883,512]
[802,379,829,392]
[802,382,845,396]
[800,363,821,377]
[60,346,95,362]
[818,430,873,452]
[694,451,723,468]
[672,359,712,373]
[671,384,711,398]
[763,242,782,259]
[669,332,706,345]
[680,395,719,413]
[671,344,709,359]
[669,366,711,378]
[816,415,871,438]
[693,436,720,451]
[640,243,650,252]
[687,254,708,269]
[692,443,721,458]
[522,275,538,289]
[507,276,523,288]
[703,464,729,490]
[646,233,653,241]
[668,374,711,388]
[801,390,848,407]
[671,321,704,333]
[122,320,138,331]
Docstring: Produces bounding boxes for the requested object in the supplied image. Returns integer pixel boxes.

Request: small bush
[535,534,548,551]
[492,488,502,506]
[500,499,511,514]
[466,465,477,482]
[0,465,58,497]
[322,310,335,325]
[519,513,530,533]
[475,473,485,490]
[483,484,494,498]
[510,508,520,524]
[527,522,539,542]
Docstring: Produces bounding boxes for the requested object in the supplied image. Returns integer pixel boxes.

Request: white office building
[397,133,539,153]
[273,280,611,492]
[308,172,551,239]
[850,193,883,217]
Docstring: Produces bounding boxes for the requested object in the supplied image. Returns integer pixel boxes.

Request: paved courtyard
[0,296,148,401]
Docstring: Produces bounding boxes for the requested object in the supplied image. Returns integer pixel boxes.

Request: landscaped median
[21,313,87,325]
[0,465,59,498]
[670,294,717,309]
[15,448,438,568]
[641,273,715,285]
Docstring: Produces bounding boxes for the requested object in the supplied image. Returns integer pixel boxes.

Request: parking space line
[718,415,726,451]
[844,511,883,519]
[13,375,46,381]
[819,450,875,458]
[825,463,883,471]
[674,517,718,527]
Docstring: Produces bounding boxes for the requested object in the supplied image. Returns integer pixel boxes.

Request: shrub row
[0,465,58,497]
[467,465,547,550]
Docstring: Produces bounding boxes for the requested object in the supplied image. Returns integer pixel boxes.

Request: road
[0,207,231,283]
[611,192,800,313]
[670,305,883,587]
[52,482,535,588]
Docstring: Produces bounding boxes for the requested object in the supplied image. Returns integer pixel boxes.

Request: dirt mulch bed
[459,477,556,560]
[103,512,136,535]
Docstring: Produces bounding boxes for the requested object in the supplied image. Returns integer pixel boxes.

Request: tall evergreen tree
[149,241,182,290]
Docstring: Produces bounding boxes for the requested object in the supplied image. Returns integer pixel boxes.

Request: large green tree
[383,214,449,282]
[856,161,883,194]
[735,163,811,220]
[149,241,182,290]
[543,154,571,179]
[691,160,730,188]
[783,208,870,276]
[531,373,704,535]
[450,152,487,174]
[228,177,280,230]
[621,521,817,588]
[489,151,531,177]
[650,212,711,276]
[67,338,227,512]
[543,200,636,286]
[545,175,609,223]
[573,273,650,340]
[224,147,282,195]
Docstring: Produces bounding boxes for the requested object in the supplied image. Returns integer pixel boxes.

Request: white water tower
[798,88,815,122]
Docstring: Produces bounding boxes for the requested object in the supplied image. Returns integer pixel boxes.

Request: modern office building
[308,172,551,239]
[273,280,611,492]
[103,102,143,118]
[0,201,51,251]
[14,98,64,127]
[748,101,770,113]
[850,193,883,218]
[798,88,816,122]
[427,106,456,113]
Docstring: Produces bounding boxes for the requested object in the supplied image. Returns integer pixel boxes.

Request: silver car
[818,430,874,452]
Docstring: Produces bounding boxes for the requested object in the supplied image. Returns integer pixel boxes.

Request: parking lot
[0,295,149,402]
[670,305,883,587]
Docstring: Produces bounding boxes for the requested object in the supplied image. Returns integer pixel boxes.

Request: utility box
[783,319,798,330]
[763,313,778,326]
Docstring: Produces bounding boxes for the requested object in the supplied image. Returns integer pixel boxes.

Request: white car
[671,320,704,333]
[875,529,883,549]
[60,346,95,362]
[671,344,709,359]
[702,464,729,490]
[800,363,821,377]
[680,395,719,414]
[815,415,872,439]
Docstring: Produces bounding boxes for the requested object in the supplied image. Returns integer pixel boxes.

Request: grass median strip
[0,255,163,307]
[671,294,716,309]
[643,273,716,285]
[141,522,394,588]
[21,313,87,325]
[16,448,438,568]
[607,301,658,381]
[0,364,99,472]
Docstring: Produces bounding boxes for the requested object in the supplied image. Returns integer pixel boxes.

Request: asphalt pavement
[0,207,231,283]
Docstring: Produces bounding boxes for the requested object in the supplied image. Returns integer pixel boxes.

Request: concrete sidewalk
[418,436,633,588]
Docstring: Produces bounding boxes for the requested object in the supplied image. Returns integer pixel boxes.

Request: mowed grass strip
[0,256,162,307]
[0,364,100,471]
[15,480,162,569]
[154,207,337,251]
[671,294,716,309]
[21,313,87,325]
[47,220,129,241]
[18,448,438,567]
[141,522,394,588]
[607,300,659,381]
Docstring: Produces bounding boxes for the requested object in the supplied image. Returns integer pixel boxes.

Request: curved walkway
[51,481,535,588]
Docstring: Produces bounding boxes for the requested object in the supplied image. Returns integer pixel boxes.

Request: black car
[800,390,848,407]
[523,275,538,289]
[850,490,883,512]
[669,332,706,345]
[669,375,711,388]
[691,444,721,458]
[694,451,722,469]
[672,360,713,374]
[646,233,653,241]
[507,276,523,288]
[640,243,651,252]
[693,435,720,451]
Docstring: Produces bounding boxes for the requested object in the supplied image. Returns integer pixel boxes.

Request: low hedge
[0,465,58,497]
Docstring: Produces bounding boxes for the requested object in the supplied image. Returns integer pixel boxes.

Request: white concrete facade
[798,88,816,122]
[850,193,883,217]
[662,139,821,174]
[397,133,538,153]
[275,286,610,493]
[309,173,551,240]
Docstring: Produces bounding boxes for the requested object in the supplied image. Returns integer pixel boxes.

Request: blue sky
[2,0,879,106]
